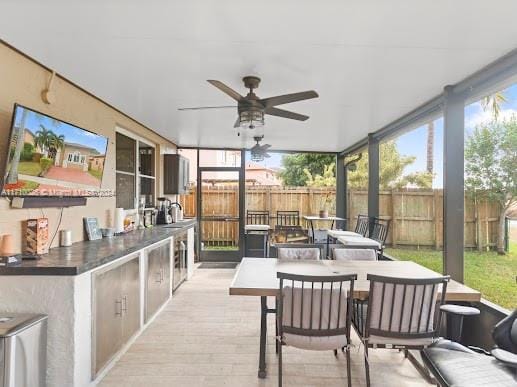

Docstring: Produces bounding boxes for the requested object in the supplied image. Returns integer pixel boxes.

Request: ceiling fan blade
[264,153,271,158]
[178,105,236,111]
[207,80,244,101]
[262,144,272,150]
[234,117,240,128]
[260,90,318,107]
[265,107,309,121]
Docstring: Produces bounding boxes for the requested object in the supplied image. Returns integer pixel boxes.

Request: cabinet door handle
[160,267,165,282]
[156,271,162,283]
[115,299,123,317]
[121,295,128,314]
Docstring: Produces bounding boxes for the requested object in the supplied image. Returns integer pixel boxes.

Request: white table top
[229,258,481,302]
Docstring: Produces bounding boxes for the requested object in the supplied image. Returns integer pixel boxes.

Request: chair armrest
[491,348,517,368]
[430,339,476,354]
[440,304,480,317]
[467,346,491,355]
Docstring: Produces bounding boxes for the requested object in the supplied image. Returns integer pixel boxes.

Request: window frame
[115,127,157,212]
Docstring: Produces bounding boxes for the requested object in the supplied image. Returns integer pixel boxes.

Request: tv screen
[1,104,109,197]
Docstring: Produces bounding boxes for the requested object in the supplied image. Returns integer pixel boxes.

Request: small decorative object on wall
[26,218,49,254]
[0,234,15,256]
[84,217,102,241]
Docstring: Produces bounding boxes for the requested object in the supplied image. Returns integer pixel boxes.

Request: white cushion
[245,224,270,231]
[277,248,320,260]
[284,333,348,351]
[327,230,363,238]
[338,236,381,248]
[333,248,377,261]
[367,335,434,347]
[281,285,349,350]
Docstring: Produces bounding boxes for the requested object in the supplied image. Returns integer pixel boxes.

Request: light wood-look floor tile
[99,268,431,387]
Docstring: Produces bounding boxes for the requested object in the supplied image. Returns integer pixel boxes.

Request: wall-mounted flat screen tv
[1,104,110,197]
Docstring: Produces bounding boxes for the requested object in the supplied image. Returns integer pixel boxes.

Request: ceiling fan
[178,76,318,129]
[250,135,271,162]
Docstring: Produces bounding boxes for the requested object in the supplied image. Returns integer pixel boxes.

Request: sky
[14,105,108,154]
[248,83,517,189]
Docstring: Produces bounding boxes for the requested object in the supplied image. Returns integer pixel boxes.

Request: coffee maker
[156,197,173,224]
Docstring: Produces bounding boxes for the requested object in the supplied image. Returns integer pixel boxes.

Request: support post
[443,85,465,282]
[368,134,380,225]
[336,154,346,223]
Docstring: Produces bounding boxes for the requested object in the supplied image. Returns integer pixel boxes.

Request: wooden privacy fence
[179,186,501,250]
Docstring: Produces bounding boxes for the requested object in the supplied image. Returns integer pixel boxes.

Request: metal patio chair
[338,219,390,258]
[352,274,450,387]
[247,210,270,225]
[277,271,357,387]
[276,210,301,226]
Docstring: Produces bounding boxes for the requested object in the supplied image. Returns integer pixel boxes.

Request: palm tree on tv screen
[6,107,29,184]
[48,133,65,160]
[34,125,52,157]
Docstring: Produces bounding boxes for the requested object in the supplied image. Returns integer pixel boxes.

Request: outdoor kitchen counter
[0,219,196,275]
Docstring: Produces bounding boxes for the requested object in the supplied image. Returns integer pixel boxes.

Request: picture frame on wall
[83,217,102,241]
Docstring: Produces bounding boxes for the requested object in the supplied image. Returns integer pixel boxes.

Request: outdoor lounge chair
[352,274,450,387]
[421,309,517,386]
[276,271,357,387]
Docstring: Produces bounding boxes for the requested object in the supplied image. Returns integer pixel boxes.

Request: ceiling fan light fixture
[239,109,264,129]
[250,151,265,162]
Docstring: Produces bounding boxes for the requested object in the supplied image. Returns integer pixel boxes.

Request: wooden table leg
[258,296,268,378]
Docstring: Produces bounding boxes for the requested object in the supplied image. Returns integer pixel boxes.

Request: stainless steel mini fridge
[0,314,47,387]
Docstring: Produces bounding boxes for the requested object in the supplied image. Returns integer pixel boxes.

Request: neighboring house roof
[24,128,35,137]
[64,142,100,155]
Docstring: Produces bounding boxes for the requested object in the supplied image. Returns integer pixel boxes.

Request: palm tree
[34,125,52,156]
[481,92,507,121]
[48,133,65,161]
[6,108,29,184]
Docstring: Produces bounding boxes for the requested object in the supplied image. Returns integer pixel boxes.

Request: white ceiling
[1,0,517,152]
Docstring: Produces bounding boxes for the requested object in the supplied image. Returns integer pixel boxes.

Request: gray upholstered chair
[276,243,322,260]
[352,274,450,387]
[422,309,517,386]
[277,271,357,387]
[332,248,377,261]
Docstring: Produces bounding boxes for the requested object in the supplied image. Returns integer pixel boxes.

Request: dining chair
[276,243,322,260]
[338,219,390,258]
[276,210,301,226]
[332,248,377,261]
[277,271,357,387]
[352,274,450,387]
[247,210,270,225]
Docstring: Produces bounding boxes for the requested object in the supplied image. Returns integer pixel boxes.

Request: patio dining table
[302,215,345,243]
[229,257,481,379]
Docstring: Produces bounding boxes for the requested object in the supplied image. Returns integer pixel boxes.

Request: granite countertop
[0,220,196,276]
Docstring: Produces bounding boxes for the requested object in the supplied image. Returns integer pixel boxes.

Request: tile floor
[100,267,431,386]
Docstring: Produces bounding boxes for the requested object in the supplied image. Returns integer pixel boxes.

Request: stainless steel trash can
[0,313,47,387]
[244,225,270,257]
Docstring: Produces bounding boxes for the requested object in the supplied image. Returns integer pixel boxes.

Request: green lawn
[203,245,239,251]
[17,161,42,176]
[88,168,103,180]
[386,242,517,310]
